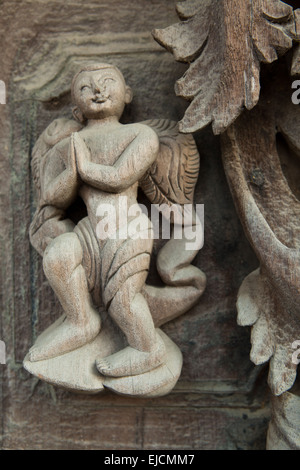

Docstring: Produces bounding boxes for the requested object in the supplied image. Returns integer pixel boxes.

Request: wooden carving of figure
[25,63,206,396]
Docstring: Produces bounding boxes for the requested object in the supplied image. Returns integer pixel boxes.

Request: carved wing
[31,117,82,197]
[139,119,200,212]
[139,119,205,329]
[30,118,83,256]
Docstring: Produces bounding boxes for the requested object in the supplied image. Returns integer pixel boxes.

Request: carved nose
[94,85,107,98]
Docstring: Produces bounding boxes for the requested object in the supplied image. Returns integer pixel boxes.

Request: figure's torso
[39,121,149,236]
[77,121,138,166]
[78,122,142,233]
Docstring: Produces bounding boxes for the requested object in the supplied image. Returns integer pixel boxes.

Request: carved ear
[72,106,86,124]
[125,86,133,105]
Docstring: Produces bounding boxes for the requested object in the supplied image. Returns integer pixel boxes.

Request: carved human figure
[29,63,166,378]
[27,63,205,395]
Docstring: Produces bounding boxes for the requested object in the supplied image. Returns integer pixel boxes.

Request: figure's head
[71,63,133,123]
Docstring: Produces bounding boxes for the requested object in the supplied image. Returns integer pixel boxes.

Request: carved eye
[81,85,90,92]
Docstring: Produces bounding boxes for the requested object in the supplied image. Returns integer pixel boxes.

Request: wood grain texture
[0,0,269,449]
[220,63,300,399]
[153,0,300,134]
[153,0,300,450]
[267,388,300,450]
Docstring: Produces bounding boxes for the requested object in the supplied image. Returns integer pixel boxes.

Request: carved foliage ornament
[222,76,300,396]
[154,0,300,394]
[153,0,300,134]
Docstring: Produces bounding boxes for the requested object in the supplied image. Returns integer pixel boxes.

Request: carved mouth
[92,97,107,104]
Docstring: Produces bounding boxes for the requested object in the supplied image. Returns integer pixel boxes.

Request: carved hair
[71,63,128,124]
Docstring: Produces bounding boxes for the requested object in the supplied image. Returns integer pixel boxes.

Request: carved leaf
[153,0,298,134]
[237,269,298,396]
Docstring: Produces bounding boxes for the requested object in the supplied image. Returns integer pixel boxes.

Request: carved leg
[29,232,101,362]
[96,271,166,377]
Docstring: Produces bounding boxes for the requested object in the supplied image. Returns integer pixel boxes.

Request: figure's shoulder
[124,122,159,143]
[41,118,83,147]
[33,118,83,156]
[126,121,156,133]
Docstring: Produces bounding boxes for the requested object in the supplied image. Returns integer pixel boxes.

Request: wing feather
[139,119,200,209]
[31,118,82,195]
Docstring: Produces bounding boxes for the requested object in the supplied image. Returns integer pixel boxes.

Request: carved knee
[43,233,83,280]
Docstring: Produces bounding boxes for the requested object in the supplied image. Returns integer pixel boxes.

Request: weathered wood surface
[25,66,205,395]
[153,0,300,450]
[0,0,269,450]
[267,387,300,450]
[221,64,300,396]
[153,0,300,134]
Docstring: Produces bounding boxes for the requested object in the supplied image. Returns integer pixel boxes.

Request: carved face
[73,67,132,121]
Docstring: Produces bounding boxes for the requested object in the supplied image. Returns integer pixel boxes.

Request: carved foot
[96,331,166,377]
[23,327,182,397]
[28,311,101,362]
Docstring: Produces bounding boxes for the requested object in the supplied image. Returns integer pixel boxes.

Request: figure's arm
[74,125,159,193]
[43,140,79,208]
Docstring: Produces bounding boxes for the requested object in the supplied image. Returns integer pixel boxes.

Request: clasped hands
[68,132,93,181]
